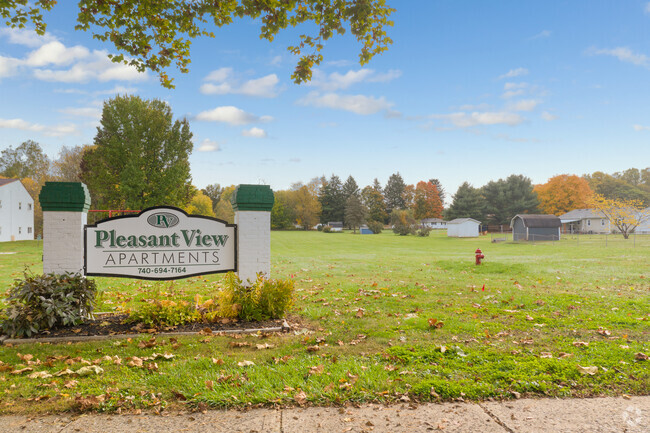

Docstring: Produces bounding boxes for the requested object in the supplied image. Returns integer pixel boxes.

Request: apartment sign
[84,207,236,280]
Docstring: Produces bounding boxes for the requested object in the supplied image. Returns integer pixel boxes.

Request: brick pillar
[39,182,91,274]
[231,185,274,284]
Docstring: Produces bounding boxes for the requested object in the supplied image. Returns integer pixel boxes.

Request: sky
[1,1,650,205]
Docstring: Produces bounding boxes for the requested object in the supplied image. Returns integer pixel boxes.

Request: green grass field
[0,231,648,414]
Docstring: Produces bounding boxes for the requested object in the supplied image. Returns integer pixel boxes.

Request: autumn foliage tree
[413,181,443,220]
[589,194,650,239]
[534,175,593,216]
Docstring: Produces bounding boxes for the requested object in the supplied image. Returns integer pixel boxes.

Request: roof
[448,218,481,224]
[421,218,445,223]
[511,214,561,228]
[327,221,344,227]
[0,178,19,187]
[559,209,607,220]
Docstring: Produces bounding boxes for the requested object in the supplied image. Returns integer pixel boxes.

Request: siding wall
[0,182,35,242]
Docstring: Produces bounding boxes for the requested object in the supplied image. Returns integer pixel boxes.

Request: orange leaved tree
[589,194,650,239]
[533,175,593,216]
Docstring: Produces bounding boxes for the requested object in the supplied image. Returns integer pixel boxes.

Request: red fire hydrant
[475,248,484,265]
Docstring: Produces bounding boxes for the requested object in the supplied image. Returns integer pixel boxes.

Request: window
[18,227,22,234]
[28,227,32,234]
[587,220,591,226]
[601,220,605,226]
[18,202,22,210]
[28,203,32,210]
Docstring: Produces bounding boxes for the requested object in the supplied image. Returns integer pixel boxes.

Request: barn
[0,179,35,242]
[510,214,561,241]
[447,218,480,237]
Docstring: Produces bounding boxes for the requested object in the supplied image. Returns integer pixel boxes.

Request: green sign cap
[39,182,91,212]
[231,184,274,211]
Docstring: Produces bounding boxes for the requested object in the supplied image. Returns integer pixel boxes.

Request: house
[447,218,480,237]
[0,179,35,242]
[511,214,561,241]
[327,221,344,232]
[559,209,610,234]
[421,218,447,229]
[633,207,650,234]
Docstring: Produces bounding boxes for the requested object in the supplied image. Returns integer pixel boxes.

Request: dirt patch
[14,313,294,339]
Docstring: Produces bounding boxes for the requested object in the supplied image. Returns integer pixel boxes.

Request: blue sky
[1,1,649,204]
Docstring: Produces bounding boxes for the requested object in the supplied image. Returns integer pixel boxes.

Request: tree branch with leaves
[589,194,650,239]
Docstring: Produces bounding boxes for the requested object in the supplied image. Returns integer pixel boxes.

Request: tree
[81,95,194,210]
[342,175,360,199]
[51,145,91,182]
[292,180,322,230]
[428,178,446,206]
[2,1,393,88]
[402,184,415,209]
[0,140,50,183]
[533,174,593,216]
[590,194,650,239]
[384,172,406,214]
[482,174,539,225]
[584,171,650,205]
[214,185,236,223]
[184,190,215,216]
[413,181,443,220]
[361,182,387,224]
[271,190,295,230]
[201,183,223,213]
[319,174,345,224]
[445,182,485,221]
[390,209,416,236]
[344,194,367,234]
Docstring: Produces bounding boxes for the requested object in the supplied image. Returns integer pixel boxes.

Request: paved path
[2,396,648,432]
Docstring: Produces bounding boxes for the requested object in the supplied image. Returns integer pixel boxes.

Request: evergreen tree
[384,172,406,214]
[342,175,360,199]
[445,182,485,221]
[319,174,345,223]
[344,194,367,233]
[482,174,539,225]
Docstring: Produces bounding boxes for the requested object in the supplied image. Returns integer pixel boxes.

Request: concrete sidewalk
[2,396,648,433]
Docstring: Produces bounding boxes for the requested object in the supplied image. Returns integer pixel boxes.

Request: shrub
[322,225,332,233]
[128,299,200,327]
[417,226,432,237]
[391,209,417,235]
[218,272,294,321]
[1,272,96,338]
[367,220,383,234]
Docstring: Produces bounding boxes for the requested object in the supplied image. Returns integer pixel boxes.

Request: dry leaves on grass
[577,365,598,375]
[428,318,444,329]
[635,352,648,361]
[237,360,255,367]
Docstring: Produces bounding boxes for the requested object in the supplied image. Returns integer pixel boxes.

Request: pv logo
[147,212,179,228]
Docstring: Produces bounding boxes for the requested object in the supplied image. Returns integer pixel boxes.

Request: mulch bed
[22,313,288,339]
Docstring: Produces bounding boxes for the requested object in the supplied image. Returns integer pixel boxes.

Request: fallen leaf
[256,343,274,350]
[54,369,75,377]
[76,366,104,376]
[211,358,224,365]
[308,365,324,376]
[540,352,553,358]
[635,352,648,361]
[572,341,589,347]
[11,367,33,375]
[577,365,598,375]
[64,380,78,389]
[237,360,255,367]
[127,357,143,367]
[229,342,250,348]
[428,318,444,329]
[28,371,52,379]
[306,345,320,352]
[205,380,214,391]
[294,390,307,405]
[355,309,364,318]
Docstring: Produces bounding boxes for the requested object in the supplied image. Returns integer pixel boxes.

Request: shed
[327,221,344,232]
[359,224,373,235]
[510,214,561,241]
[0,179,35,242]
[447,218,480,237]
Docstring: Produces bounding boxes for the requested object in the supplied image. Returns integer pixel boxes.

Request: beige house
[559,209,610,234]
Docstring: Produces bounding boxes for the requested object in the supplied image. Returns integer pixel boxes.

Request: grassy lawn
[0,231,648,414]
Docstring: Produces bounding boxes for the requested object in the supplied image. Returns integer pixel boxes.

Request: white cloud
[509,99,541,112]
[645,2,650,14]
[196,106,272,125]
[241,127,267,138]
[0,55,21,78]
[270,55,282,66]
[633,124,650,131]
[201,68,279,97]
[431,111,525,128]
[502,89,525,99]
[504,82,528,90]
[588,46,649,67]
[59,107,102,119]
[530,30,551,39]
[309,68,401,91]
[298,91,393,115]
[0,28,57,47]
[25,41,89,66]
[541,111,558,121]
[0,117,79,136]
[499,68,529,79]
[197,139,221,152]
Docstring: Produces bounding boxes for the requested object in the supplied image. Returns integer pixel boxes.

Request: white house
[559,209,610,234]
[0,179,35,242]
[447,218,480,237]
[634,207,650,234]
[421,218,447,229]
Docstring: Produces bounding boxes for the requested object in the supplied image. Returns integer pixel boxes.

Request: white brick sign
[84,207,237,280]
